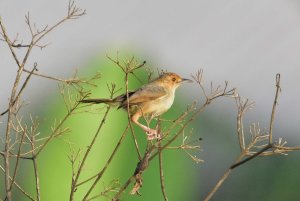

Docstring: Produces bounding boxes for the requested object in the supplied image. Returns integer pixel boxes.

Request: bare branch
[269,73,281,143]
[230,143,274,169]
[203,154,245,201]
[0,17,21,67]
[1,63,37,116]
[30,136,41,201]
[34,93,86,157]
[79,124,130,200]
[158,140,168,201]
[8,128,27,192]
[70,86,114,200]
[0,165,35,201]
[107,55,147,160]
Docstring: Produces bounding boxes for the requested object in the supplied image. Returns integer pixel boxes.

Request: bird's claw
[145,128,161,140]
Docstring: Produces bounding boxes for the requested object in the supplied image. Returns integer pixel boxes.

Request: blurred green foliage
[15,55,200,201]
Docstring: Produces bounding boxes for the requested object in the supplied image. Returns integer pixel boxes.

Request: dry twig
[203,73,300,201]
[0,1,86,200]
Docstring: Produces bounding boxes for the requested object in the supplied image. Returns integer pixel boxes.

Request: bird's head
[157,72,192,90]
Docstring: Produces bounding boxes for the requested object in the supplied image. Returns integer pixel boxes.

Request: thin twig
[0,165,35,201]
[3,64,25,201]
[273,145,300,151]
[35,95,85,157]
[269,73,281,144]
[81,124,130,200]
[125,72,142,161]
[107,55,146,160]
[203,154,245,201]
[158,141,168,201]
[30,136,41,201]
[204,74,284,201]
[235,97,247,151]
[112,146,155,200]
[22,68,100,85]
[0,2,85,200]
[0,17,21,67]
[76,124,130,187]
[150,102,208,160]
[112,175,136,201]
[230,143,274,169]
[8,128,27,191]
[85,180,119,201]
[23,68,73,82]
[1,63,37,116]
[69,106,111,200]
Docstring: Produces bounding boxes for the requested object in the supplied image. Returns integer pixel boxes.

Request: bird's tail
[80,98,120,107]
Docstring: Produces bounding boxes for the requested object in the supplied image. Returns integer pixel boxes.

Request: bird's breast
[145,92,175,116]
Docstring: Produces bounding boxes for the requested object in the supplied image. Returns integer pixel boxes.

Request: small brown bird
[80,72,192,140]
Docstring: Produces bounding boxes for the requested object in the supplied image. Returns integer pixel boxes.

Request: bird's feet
[145,128,161,140]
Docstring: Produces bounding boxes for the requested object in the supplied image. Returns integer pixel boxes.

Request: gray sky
[1,0,300,136]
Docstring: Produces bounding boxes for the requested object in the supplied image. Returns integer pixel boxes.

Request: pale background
[1,0,300,131]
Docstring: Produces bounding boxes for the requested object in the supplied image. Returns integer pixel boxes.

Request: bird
[80,72,192,140]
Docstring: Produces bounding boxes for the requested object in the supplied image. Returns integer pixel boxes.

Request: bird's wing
[123,85,167,105]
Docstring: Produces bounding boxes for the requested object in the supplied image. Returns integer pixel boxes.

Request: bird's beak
[181,78,193,83]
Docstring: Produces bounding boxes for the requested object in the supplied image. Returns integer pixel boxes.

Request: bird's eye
[172,77,176,82]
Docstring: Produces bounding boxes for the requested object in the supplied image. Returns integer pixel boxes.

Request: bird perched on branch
[80,72,192,140]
